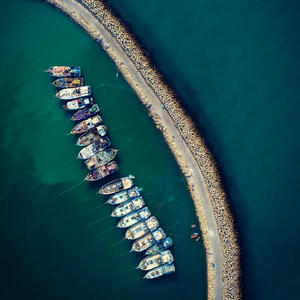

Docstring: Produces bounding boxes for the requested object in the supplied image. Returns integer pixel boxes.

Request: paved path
[50,1,224,298]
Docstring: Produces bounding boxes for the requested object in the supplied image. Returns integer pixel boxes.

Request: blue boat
[144,263,175,279]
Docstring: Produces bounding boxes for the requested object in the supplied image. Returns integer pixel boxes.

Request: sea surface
[0,0,299,300]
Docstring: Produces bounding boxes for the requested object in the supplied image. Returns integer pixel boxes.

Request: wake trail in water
[154,198,167,215]
[91,202,106,212]
[95,227,114,239]
[58,180,84,197]
[112,239,124,247]
[120,266,137,273]
[119,251,131,257]
[83,215,110,229]
[46,99,56,113]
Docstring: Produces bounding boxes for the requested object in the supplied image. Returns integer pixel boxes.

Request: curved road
[47,0,224,298]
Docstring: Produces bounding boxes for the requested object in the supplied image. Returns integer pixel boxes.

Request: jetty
[45,0,240,299]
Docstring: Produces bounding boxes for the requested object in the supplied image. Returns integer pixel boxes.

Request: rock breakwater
[45,0,240,299]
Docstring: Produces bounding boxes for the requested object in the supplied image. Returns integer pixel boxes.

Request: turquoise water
[105,0,300,299]
[0,1,207,300]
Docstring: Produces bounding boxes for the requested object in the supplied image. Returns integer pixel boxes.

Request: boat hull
[131,228,166,252]
[98,175,134,195]
[138,250,174,271]
[47,66,81,77]
[106,186,140,205]
[70,115,102,135]
[85,161,118,181]
[53,77,84,88]
[125,216,159,240]
[145,237,173,255]
[144,263,175,279]
[84,148,118,170]
[117,207,151,228]
[63,97,94,111]
[111,197,145,217]
[76,125,107,147]
[71,104,100,122]
[56,86,91,100]
[78,137,111,160]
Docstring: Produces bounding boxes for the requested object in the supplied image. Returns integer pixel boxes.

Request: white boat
[111,197,145,217]
[144,263,175,279]
[131,228,166,252]
[137,250,174,271]
[106,187,140,205]
[98,175,135,195]
[117,207,151,228]
[63,97,94,111]
[125,216,159,240]
[56,86,91,100]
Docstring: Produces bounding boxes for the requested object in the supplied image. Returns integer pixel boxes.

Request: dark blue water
[106,0,300,299]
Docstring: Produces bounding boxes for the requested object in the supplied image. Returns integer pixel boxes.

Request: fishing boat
[84,148,118,170]
[70,115,102,135]
[52,77,84,88]
[138,250,174,271]
[46,66,81,77]
[106,187,140,205]
[56,86,91,100]
[117,207,151,228]
[125,216,159,240]
[63,97,94,111]
[76,125,107,146]
[131,228,166,252]
[98,175,135,195]
[84,161,118,181]
[71,104,100,122]
[145,237,173,256]
[78,137,111,160]
[111,197,145,218]
[144,263,175,279]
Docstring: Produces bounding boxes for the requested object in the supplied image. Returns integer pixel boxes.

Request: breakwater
[45,0,240,299]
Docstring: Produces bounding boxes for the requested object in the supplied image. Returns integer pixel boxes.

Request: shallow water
[0,1,207,300]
